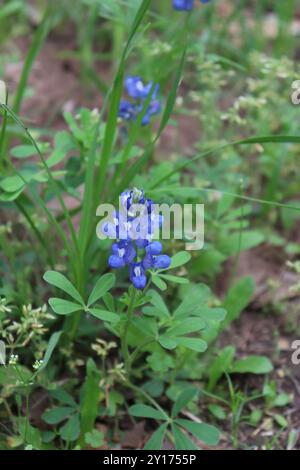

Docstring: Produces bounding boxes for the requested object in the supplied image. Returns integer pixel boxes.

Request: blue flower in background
[119,76,161,126]
[106,188,171,290]
[119,100,137,121]
[138,99,161,126]
[173,0,194,10]
[173,0,210,11]
[125,76,159,100]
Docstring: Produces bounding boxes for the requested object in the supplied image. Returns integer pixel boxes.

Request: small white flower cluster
[32,359,43,370]
[9,354,19,365]
[91,339,117,358]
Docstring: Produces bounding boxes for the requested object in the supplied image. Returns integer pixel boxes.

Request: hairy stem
[121,289,137,376]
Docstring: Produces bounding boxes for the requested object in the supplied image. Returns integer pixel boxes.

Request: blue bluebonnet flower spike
[118,76,161,126]
[106,188,171,290]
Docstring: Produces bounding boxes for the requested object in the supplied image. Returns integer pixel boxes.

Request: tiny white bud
[32,359,43,370]
[9,354,19,365]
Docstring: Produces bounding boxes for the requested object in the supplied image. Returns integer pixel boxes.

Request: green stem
[14,199,55,269]
[24,389,30,444]
[125,380,169,421]
[121,289,137,375]
[129,339,154,368]
[12,365,31,443]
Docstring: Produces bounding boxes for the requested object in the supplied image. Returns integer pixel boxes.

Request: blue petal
[142,253,154,270]
[153,255,171,269]
[119,100,137,121]
[108,255,125,269]
[124,244,136,264]
[136,238,149,249]
[146,241,163,255]
[131,274,147,289]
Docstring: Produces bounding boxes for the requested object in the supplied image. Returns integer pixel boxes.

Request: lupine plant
[0,0,300,451]
[119,77,161,126]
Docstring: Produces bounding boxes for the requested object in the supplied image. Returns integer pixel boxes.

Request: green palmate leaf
[38,331,62,373]
[18,420,42,449]
[175,419,220,446]
[50,388,77,408]
[176,337,207,353]
[87,273,116,306]
[273,393,290,407]
[148,290,170,318]
[173,284,211,319]
[172,388,198,418]
[231,355,273,374]
[274,414,288,428]
[59,414,80,442]
[48,298,82,315]
[80,359,101,443]
[0,175,26,192]
[144,423,168,450]
[168,251,191,270]
[208,404,226,420]
[46,131,75,168]
[197,307,227,322]
[42,431,56,443]
[221,277,254,329]
[11,145,36,158]
[208,346,236,391]
[151,274,167,291]
[42,406,74,425]
[221,230,264,255]
[88,308,119,323]
[102,292,115,312]
[0,187,24,201]
[132,316,157,337]
[158,335,177,350]
[159,274,189,285]
[0,365,32,388]
[43,271,84,305]
[171,424,198,450]
[84,430,105,449]
[142,380,164,398]
[129,404,168,421]
[168,318,206,336]
[143,306,167,318]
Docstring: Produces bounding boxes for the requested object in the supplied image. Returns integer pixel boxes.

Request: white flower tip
[0,80,7,104]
